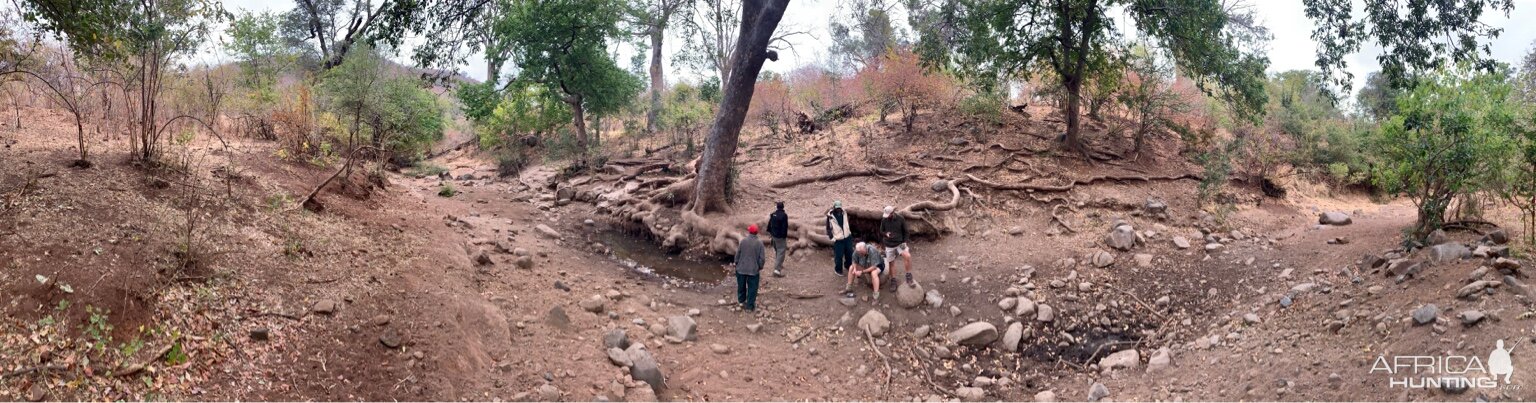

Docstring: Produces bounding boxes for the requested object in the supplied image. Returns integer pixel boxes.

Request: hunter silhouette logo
[1491,339,1515,384]
[1370,339,1519,390]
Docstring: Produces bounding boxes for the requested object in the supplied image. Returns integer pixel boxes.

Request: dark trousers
[832,238,854,275]
[736,273,760,311]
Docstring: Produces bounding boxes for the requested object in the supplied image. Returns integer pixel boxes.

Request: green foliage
[1304,0,1513,96]
[1356,71,1401,121]
[491,0,643,115]
[407,162,447,178]
[915,0,1270,123]
[659,82,713,142]
[479,82,572,148]
[1373,65,1518,241]
[828,0,902,69]
[85,305,113,355]
[956,91,1004,125]
[318,47,446,162]
[225,11,294,107]
[456,82,500,123]
[1196,139,1237,206]
[438,183,457,197]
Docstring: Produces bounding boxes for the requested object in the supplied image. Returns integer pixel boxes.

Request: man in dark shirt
[880,205,914,286]
[766,201,790,277]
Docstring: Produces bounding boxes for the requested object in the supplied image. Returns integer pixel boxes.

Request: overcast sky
[214,0,1536,98]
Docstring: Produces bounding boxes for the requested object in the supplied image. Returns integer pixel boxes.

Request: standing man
[880,205,914,286]
[734,224,766,312]
[844,241,886,302]
[767,201,790,277]
[826,201,853,276]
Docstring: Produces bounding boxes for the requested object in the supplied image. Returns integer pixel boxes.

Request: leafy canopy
[1373,65,1518,241]
[912,0,1270,121]
[490,0,642,116]
[1304,0,1514,95]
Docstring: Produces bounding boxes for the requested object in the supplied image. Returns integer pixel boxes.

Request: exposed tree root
[769,168,897,189]
[964,172,1199,193]
[1051,204,1078,233]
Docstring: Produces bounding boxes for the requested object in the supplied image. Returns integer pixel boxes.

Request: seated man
[843,242,886,303]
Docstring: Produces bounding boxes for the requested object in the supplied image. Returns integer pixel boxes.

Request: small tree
[1374,66,1517,242]
[491,0,642,167]
[1115,48,1187,159]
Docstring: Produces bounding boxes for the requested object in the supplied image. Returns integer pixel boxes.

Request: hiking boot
[905,272,914,286]
[773,270,785,278]
[872,291,881,302]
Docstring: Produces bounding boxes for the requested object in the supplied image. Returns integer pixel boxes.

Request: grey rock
[858,309,891,337]
[1243,313,1261,325]
[913,325,931,338]
[1460,310,1486,327]
[1036,303,1056,322]
[1488,229,1510,245]
[667,315,697,341]
[515,255,535,269]
[956,387,986,402]
[1134,253,1154,269]
[1001,322,1024,352]
[312,299,338,315]
[998,297,1017,311]
[948,322,999,346]
[1099,348,1140,371]
[1147,347,1173,373]
[897,283,926,309]
[1412,304,1438,326]
[1144,198,1168,215]
[1091,250,1115,268]
[603,329,630,350]
[1014,297,1037,317]
[931,180,951,193]
[380,329,402,348]
[535,224,562,239]
[710,343,731,354]
[627,345,666,392]
[1105,225,1137,251]
[1319,212,1352,226]
[1088,382,1111,402]
[1034,391,1057,402]
[925,289,944,308]
[580,295,607,313]
[1172,236,1191,249]
[606,347,632,367]
[1429,243,1471,263]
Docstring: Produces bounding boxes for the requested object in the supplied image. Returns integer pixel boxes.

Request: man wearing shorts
[880,205,914,286]
[844,242,885,303]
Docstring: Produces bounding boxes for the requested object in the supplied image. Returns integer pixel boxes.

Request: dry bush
[857,49,958,132]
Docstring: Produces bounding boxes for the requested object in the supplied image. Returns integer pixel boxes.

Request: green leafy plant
[1374,65,1518,242]
[438,183,457,197]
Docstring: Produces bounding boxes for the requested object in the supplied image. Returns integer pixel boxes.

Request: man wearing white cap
[879,205,914,286]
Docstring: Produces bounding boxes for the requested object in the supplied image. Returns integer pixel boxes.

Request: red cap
[748,224,759,234]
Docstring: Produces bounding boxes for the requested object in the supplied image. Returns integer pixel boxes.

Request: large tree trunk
[647,30,665,133]
[690,0,790,214]
[1059,4,1096,161]
[568,95,588,165]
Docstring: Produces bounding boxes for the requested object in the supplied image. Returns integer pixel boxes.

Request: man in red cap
[733,224,767,312]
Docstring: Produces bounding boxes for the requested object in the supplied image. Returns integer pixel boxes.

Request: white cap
[883,205,895,217]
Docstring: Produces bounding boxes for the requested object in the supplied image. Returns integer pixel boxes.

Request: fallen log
[963,172,1200,193]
